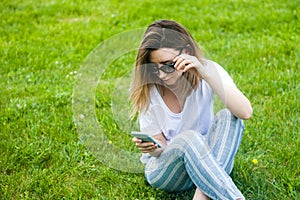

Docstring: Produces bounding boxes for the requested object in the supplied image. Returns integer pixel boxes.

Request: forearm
[174,55,252,118]
[149,135,167,157]
[201,64,252,119]
[222,85,253,119]
[149,147,165,157]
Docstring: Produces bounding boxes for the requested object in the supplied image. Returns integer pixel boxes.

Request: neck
[163,76,192,99]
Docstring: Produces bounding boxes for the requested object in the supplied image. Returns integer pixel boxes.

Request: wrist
[196,62,211,80]
[149,147,164,157]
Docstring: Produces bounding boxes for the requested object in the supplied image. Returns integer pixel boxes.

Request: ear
[183,44,193,55]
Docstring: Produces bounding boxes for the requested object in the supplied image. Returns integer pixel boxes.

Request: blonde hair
[130,20,204,117]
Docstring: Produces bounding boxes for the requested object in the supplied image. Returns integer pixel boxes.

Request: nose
[157,70,168,79]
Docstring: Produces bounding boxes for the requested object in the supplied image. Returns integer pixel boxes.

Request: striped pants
[145,109,245,200]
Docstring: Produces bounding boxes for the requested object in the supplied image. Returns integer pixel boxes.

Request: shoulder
[203,59,223,70]
[142,85,164,114]
[202,59,235,86]
[203,59,229,76]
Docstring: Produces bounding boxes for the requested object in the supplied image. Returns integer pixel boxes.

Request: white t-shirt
[138,60,235,163]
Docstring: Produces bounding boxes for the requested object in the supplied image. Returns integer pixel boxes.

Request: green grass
[0,0,299,199]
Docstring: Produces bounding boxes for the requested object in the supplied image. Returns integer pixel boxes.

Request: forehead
[149,48,178,63]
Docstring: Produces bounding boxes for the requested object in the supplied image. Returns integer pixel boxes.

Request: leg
[193,188,210,200]
[206,109,244,173]
[145,131,245,199]
[145,146,194,192]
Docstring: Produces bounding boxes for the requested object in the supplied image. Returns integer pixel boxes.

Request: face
[149,48,183,85]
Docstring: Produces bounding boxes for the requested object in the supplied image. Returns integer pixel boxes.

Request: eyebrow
[159,59,174,64]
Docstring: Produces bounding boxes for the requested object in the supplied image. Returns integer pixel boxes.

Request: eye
[164,63,175,68]
[160,63,176,73]
[147,63,159,74]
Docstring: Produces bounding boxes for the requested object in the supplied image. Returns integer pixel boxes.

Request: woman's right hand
[132,133,166,157]
[132,137,159,153]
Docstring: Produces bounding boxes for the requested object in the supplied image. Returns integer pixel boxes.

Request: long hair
[130,20,204,117]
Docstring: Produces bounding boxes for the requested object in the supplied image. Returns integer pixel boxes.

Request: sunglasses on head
[148,47,185,75]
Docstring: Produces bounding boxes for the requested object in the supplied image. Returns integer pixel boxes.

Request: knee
[173,130,206,146]
[216,109,234,120]
[216,109,244,128]
[171,130,210,158]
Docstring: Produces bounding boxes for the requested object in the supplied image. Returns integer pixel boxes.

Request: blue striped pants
[145,109,245,200]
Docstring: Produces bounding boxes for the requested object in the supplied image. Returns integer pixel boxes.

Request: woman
[130,20,252,200]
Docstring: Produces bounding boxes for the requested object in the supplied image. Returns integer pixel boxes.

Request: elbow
[240,104,253,120]
[231,99,253,120]
[242,109,253,120]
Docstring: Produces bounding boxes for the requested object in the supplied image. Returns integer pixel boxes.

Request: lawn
[0,0,299,199]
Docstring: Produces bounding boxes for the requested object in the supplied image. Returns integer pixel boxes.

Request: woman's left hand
[173,54,206,77]
[174,54,252,119]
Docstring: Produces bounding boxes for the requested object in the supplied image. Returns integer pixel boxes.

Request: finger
[182,63,195,72]
[174,57,185,68]
[137,141,155,148]
[138,142,157,150]
[173,56,180,62]
[132,137,142,143]
[173,55,184,62]
[176,60,190,71]
[139,145,158,153]
[173,53,189,61]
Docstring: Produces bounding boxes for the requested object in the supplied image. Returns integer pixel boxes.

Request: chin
[164,76,182,86]
[164,80,176,85]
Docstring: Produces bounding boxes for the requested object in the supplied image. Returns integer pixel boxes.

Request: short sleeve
[209,60,236,87]
[139,104,167,136]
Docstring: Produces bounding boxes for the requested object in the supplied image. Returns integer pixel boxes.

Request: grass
[0,0,299,199]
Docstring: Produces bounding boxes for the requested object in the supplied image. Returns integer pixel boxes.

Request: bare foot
[193,188,209,200]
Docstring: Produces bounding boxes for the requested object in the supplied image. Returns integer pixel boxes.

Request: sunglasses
[148,63,176,74]
[148,47,185,75]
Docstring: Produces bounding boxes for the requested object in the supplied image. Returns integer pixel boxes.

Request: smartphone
[131,131,162,148]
